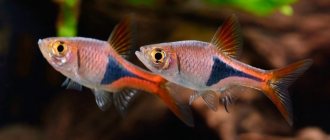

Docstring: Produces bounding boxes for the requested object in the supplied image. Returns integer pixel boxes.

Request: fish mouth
[135,46,146,59]
[138,46,146,53]
[38,39,42,46]
[135,49,145,62]
[37,39,48,55]
[135,47,152,68]
[37,38,55,65]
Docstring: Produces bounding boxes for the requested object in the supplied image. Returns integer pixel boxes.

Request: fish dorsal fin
[211,14,242,58]
[61,78,82,91]
[94,89,113,111]
[113,89,139,115]
[108,17,133,58]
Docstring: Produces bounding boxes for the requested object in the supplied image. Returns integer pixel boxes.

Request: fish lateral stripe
[206,57,261,86]
[101,56,143,85]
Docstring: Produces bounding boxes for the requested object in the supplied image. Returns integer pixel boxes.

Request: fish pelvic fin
[157,82,194,127]
[211,14,242,59]
[263,59,313,126]
[189,91,218,111]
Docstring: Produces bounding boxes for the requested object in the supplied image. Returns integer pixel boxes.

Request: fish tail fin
[156,82,194,127]
[263,59,313,125]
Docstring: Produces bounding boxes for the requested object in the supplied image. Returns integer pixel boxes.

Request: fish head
[38,37,79,78]
[135,43,179,77]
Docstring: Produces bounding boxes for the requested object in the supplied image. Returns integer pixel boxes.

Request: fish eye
[57,44,64,53]
[151,48,166,64]
[52,41,68,56]
[155,52,163,60]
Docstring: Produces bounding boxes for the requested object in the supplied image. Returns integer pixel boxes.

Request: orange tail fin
[157,82,194,127]
[263,59,313,125]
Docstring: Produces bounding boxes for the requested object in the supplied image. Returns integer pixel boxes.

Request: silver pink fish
[135,15,313,125]
[38,18,194,126]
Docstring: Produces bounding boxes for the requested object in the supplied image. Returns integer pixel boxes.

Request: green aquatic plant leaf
[206,0,297,16]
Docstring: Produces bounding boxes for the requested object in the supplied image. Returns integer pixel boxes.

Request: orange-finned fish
[38,18,194,126]
[135,15,313,125]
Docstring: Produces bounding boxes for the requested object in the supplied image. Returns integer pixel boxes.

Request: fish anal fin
[61,78,82,91]
[211,14,242,58]
[108,16,134,58]
[264,59,313,126]
[163,82,195,127]
[93,89,113,111]
[114,89,140,115]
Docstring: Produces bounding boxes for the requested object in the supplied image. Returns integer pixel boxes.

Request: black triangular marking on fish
[206,57,261,86]
[101,55,144,85]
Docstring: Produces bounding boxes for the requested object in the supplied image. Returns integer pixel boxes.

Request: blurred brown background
[0,0,329,140]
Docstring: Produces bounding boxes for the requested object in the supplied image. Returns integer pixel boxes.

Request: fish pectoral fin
[113,89,140,115]
[94,89,113,111]
[189,91,218,111]
[61,78,82,91]
[107,16,135,58]
[210,14,242,59]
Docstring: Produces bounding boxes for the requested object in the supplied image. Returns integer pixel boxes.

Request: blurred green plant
[206,0,296,16]
[127,0,156,7]
[55,0,80,37]
[125,0,296,16]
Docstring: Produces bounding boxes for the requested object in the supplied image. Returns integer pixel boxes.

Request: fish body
[141,40,265,91]
[38,19,194,126]
[39,37,164,92]
[135,15,313,125]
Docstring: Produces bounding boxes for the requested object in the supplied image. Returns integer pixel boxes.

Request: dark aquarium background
[0,0,329,139]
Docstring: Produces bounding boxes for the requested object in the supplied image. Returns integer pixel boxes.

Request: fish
[38,18,194,126]
[135,15,313,125]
